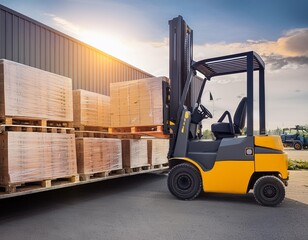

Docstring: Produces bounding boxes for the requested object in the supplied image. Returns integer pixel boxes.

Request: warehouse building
[0,4,153,96]
[0,4,202,110]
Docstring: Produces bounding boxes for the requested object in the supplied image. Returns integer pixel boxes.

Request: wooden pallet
[0,116,73,128]
[108,125,162,133]
[74,130,141,139]
[151,163,169,169]
[108,169,126,175]
[79,169,126,181]
[0,175,79,194]
[124,165,151,173]
[108,125,168,138]
[74,125,109,132]
[79,172,108,181]
[74,125,169,138]
[0,124,74,134]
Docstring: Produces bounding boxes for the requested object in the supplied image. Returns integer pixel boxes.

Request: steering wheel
[199,104,213,119]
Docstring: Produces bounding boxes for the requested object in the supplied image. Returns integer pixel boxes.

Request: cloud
[140,28,308,75]
[43,12,307,130]
[44,13,169,74]
[45,13,307,77]
[276,28,308,57]
[261,28,308,70]
[44,13,81,35]
[194,29,308,130]
[150,38,169,48]
[263,55,308,70]
[194,28,308,70]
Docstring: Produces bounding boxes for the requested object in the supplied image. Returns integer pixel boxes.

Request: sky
[0,0,307,130]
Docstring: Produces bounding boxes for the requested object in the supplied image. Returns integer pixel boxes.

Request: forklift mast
[167,16,195,157]
[169,15,193,122]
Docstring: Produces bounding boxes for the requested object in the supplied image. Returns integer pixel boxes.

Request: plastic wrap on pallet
[148,139,169,166]
[0,59,73,121]
[0,131,77,185]
[73,89,110,127]
[110,77,168,127]
[76,138,122,174]
[122,139,148,168]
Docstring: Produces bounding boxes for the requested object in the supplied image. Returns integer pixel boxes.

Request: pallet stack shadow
[0,59,78,193]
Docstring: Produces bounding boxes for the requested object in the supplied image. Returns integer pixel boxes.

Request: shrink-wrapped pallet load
[0,59,73,121]
[122,139,149,168]
[0,132,77,185]
[110,81,130,127]
[110,77,168,127]
[147,139,169,166]
[73,89,110,128]
[76,138,122,174]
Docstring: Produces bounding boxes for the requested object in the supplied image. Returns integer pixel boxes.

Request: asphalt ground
[0,171,307,240]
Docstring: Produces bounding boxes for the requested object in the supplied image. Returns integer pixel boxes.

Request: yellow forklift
[165,16,289,206]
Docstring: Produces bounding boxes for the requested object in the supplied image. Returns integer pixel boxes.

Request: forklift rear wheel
[168,163,202,200]
[294,142,302,150]
[253,176,285,206]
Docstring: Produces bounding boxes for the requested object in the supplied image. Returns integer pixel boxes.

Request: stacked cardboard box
[0,59,73,121]
[76,138,122,174]
[0,132,77,185]
[0,59,78,186]
[122,139,149,168]
[148,139,169,166]
[73,89,110,127]
[110,77,168,127]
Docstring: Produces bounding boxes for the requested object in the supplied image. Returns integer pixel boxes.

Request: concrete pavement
[285,148,308,161]
[284,147,308,205]
[286,170,308,205]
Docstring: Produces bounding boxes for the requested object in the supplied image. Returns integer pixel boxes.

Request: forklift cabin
[166,16,288,206]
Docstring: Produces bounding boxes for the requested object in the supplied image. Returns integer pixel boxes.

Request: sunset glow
[0,0,307,129]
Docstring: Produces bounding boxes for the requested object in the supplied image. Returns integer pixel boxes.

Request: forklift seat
[211,97,247,139]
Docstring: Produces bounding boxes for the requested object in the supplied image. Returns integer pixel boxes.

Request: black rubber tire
[294,142,303,150]
[253,176,285,207]
[167,163,202,200]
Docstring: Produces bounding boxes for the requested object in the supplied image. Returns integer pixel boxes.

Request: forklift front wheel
[167,163,202,200]
[253,176,285,207]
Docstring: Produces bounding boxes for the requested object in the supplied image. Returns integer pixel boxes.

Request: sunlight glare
[80,30,127,59]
